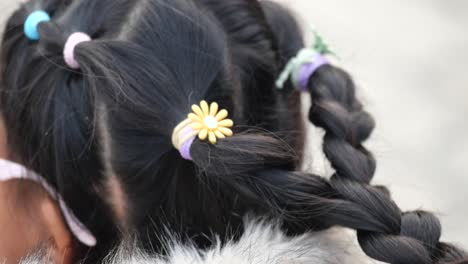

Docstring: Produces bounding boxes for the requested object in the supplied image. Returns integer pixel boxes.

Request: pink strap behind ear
[0,159,97,247]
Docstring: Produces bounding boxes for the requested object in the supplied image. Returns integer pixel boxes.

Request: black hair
[0,0,466,263]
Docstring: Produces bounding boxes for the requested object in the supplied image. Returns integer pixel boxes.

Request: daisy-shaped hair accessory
[172,101,234,160]
[189,101,234,144]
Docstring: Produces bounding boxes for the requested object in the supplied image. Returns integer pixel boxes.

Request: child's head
[0,0,466,263]
[1,0,303,261]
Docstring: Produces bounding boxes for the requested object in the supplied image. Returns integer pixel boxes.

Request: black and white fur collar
[21,220,376,264]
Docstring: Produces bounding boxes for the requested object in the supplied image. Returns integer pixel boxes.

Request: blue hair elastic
[24,10,51,40]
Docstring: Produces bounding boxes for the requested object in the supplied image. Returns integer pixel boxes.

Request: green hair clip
[312,30,337,57]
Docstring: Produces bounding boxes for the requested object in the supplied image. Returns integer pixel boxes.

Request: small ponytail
[170,100,299,180]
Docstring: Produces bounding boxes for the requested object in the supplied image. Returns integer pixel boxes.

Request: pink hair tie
[63,32,91,69]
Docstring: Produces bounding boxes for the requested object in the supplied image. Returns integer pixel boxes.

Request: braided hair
[307,64,467,263]
[261,2,468,262]
[0,0,466,263]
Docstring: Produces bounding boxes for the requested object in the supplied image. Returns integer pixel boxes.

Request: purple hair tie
[276,49,330,91]
[179,127,196,160]
[276,30,334,91]
[298,54,329,91]
[171,119,198,161]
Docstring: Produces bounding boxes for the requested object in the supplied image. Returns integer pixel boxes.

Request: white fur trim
[20,219,378,264]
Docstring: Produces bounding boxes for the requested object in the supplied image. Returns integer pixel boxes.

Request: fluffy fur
[20,219,376,264]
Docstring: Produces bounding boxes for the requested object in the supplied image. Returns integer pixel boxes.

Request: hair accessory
[276,30,335,91]
[0,159,97,247]
[172,101,234,160]
[64,32,91,69]
[24,10,51,40]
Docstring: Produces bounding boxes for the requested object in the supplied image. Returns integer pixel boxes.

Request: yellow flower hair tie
[172,101,234,160]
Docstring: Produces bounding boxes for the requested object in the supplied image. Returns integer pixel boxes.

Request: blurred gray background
[1,0,467,249]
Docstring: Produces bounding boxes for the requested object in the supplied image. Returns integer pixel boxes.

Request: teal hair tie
[24,10,51,40]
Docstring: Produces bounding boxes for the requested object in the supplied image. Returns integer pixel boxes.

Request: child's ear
[39,196,77,264]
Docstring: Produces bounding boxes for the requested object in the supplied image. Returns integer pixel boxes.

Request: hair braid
[308,65,376,183]
[305,64,468,263]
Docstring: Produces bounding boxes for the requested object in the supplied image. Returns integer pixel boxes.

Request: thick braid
[306,64,467,263]
[222,166,466,264]
[308,65,376,183]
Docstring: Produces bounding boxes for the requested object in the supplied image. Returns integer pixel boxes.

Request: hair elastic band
[276,30,334,91]
[172,101,234,160]
[276,50,329,91]
[298,54,329,90]
[179,131,196,160]
[24,10,51,40]
[172,120,198,160]
[0,159,97,247]
[64,32,91,69]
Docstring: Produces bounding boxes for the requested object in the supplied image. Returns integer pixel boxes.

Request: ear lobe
[39,198,76,264]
